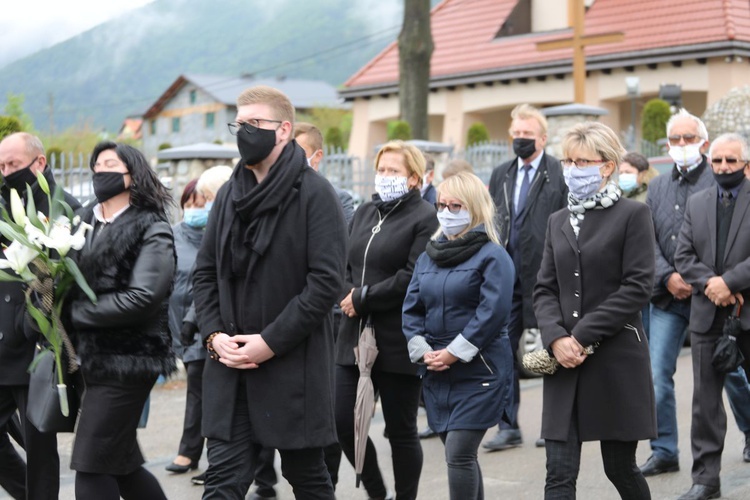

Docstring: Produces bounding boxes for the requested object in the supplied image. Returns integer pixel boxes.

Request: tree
[3,93,34,131]
[0,116,22,140]
[398,0,433,140]
[467,122,490,146]
[388,120,412,141]
[325,127,345,150]
[641,99,671,143]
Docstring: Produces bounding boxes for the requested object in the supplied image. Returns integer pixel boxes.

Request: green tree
[467,122,490,146]
[0,116,22,140]
[325,127,345,150]
[641,99,671,143]
[387,120,412,141]
[3,93,33,131]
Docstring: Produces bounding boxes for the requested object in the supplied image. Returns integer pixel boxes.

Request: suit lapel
[705,188,717,266]
[560,213,579,253]
[723,181,750,261]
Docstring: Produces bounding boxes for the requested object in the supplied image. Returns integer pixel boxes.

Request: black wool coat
[193,152,347,448]
[533,198,657,442]
[70,206,177,383]
[0,167,80,386]
[488,153,567,328]
[336,189,439,375]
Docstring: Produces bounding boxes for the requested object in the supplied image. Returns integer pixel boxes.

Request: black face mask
[92,171,128,203]
[713,168,747,191]
[236,123,277,166]
[513,138,537,160]
[3,158,39,191]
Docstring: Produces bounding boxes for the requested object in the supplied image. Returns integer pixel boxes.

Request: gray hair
[709,133,749,160]
[197,165,233,197]
[666,108,708,141]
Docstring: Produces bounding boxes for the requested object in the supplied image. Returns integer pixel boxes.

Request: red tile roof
[344,0,750,92]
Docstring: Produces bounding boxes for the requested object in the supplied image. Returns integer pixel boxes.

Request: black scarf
[426,230,489,267]
[222,141,306,277]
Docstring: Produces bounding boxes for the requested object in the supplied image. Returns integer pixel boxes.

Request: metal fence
[457,140,512,184]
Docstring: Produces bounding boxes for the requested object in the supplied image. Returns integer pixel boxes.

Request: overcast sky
[0,0,155,69]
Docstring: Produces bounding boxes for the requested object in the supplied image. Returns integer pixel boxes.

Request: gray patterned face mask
[437,208,471,236]
[563,165,603,200]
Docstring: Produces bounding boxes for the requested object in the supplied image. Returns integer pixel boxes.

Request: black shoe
[165,460,198,473]
[535,438,545,448]
[744,435,750,463]
[676,483,721,500]
[190,472,205,486]
[638,455,679,477]
[419,426,437,439]
[482,428,522,451]
[248,492,277,500]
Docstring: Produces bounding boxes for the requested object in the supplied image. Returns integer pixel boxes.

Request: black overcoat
[533,197,657,442]
[193,151,347,449]
[488,152,567,328]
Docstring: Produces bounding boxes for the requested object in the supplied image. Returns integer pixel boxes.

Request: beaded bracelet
[206,332,221,360]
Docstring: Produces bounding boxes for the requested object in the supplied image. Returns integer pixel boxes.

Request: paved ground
[3,347,750,499]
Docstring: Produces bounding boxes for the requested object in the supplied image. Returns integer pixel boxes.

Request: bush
[158,142,173,151]
[641,99,672,143]
[325,127,344,150]
[387,120,412,141]
[46,147,64,168]
[467,122,490,146]
[0,115,22,140]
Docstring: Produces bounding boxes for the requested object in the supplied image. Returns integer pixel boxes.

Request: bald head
[0,132,46,177]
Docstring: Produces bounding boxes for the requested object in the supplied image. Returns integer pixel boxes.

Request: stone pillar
[542,104,609,158]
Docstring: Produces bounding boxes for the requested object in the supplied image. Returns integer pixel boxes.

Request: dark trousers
[499,284,523,430]
[204,381,334,500]
[75,467,167,500]
[439,429,486,500]
[689,311,750,488]
[253,442,342,495]
[178,360,206,461]
[0,385,59,500]
[335,365,423,500]
[0,424,25,500]
[545,409,650,499]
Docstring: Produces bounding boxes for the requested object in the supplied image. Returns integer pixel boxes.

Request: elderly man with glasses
[640,110,750,486]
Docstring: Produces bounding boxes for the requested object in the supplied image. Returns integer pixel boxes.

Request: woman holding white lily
[66,141,176,500]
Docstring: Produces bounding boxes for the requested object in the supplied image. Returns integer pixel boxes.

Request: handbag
[26,348,79,433]
[712,303,745,373]
[522,344,596,376]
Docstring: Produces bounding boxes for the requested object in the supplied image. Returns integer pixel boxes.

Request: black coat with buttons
[0,167,80,386]
[533,197,657,442]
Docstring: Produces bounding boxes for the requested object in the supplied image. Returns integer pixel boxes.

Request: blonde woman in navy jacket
[403,172,515,500]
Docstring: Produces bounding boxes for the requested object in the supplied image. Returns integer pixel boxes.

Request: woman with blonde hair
[403,172,515,500]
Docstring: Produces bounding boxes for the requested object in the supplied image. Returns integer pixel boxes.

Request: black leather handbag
[26,349,79,433]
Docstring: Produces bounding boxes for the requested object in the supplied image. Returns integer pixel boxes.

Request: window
[189,89,197,104]
[172,117,180,133]
[205,112,215,129]
[149,120,156,135]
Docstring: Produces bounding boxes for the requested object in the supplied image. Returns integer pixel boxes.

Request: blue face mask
[618,173,639,193]
[184,207,209,228]
[205,201,214,212]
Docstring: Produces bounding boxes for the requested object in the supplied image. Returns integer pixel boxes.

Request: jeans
[439,429,485,500]
[725,367,750,436]
[648,303,689,462]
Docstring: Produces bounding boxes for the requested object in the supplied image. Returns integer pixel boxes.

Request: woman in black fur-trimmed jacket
[67,141,175,500]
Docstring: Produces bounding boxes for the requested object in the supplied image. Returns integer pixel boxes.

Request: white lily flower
[0,240,38,275]
[9,189,26,226]
[24,221,47,249]
[40,216,91,257]
[69,221,92,252]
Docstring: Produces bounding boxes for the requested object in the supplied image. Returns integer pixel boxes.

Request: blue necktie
[516,164,532,216]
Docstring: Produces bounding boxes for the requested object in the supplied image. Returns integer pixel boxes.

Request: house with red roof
[340,0,750,158]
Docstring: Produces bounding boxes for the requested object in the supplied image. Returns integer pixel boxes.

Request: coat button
[671,235,676,240]
[3,295,9,303]
[573,271,580,277]
[574,291,580,297]
[572,311,579,318]
[675,204,679,210]
[0,331,4,340]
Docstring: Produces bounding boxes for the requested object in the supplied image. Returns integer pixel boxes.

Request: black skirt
[70,376,156,475]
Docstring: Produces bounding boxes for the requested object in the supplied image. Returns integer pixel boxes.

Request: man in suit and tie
[675,133,750,500]
[484,104,567,451]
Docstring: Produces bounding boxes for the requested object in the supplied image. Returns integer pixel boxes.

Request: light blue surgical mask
[618,173,639,193]
[563,165,603,200]
[205,201,214,212]
[184,207,209,228]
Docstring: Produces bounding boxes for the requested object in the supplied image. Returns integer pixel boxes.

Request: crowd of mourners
[0,86,749,500]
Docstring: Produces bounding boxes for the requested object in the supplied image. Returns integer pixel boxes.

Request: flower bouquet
[0,172,96,418]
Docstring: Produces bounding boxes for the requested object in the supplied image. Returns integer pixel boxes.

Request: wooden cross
[536,0,624,103]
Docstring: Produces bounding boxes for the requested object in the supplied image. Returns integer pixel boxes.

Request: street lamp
[625,76,640,151]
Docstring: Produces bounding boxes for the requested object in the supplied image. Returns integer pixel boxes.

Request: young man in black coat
[485,104,568,451]
[193,86,347,500]
[0,132,81,500]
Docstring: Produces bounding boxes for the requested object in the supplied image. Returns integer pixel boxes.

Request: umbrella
[712,303,745,373]
[353,319,379,488]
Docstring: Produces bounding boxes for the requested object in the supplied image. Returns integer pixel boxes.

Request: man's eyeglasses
[436,202,464,214]
[227,119,282,136]
[560,158,604,168]
[668,134,701,145]
[711,157,748,165]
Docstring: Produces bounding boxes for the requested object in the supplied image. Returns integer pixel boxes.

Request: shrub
[325,127,344,150]
[641,99,672,143]
[0,115,22,140]
[387,120,412,141]
[467,122,490,146]
[158,142,173,151]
